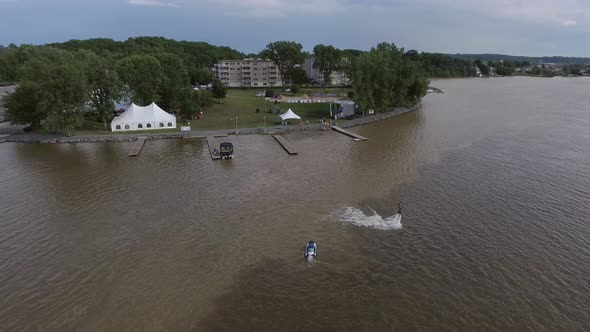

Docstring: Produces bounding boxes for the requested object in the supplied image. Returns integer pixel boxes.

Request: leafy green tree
[115,55,163,105]
[414,52,473,78]
[211,78,227,102]
[4,82,45,130]
[351,42,428,113]
[19,47,88,136]
[563,64,585,75]
[77,50,122,130]
[496,66,514,76]
[474,59,490,76]
[190,67,213,85]
[260,41,304,84]
[313,44,342,87]
[529,65,542,75]
[288,67,308,85]
[180,88,213,119]
[0,49,19,83]
[155,53,189,112]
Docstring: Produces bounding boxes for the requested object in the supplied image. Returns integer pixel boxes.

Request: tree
[313,44,342,88]
[474,59,490,76]
[211,79,227,102]
[78,50,122,130]
[288,67,308,85]
[4,82,45,130]
[19,47,88,136]
[115,55,163,105]
[351,42,428,113]
[155,53,189,112]
[190,67,213,85]
[260,41,304,85]
[0,49,19,83]
[180,88,213,119]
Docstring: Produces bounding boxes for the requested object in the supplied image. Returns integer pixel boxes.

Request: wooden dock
[128,137,147,156]
[332,126,367,141]
[272,135,297,155]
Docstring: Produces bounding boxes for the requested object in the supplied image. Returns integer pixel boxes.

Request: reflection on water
[1,77,590,330]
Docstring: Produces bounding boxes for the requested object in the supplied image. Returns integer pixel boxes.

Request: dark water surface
[1,77,589,331]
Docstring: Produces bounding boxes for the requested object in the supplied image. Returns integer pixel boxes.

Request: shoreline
[0,104,420,144]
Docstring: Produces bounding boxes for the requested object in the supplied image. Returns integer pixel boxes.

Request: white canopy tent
[279,109,301,121]
[111,103,176,131]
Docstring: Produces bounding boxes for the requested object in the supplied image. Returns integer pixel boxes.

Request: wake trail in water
[335,207,403,230]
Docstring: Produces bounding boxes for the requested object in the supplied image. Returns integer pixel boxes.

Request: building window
[167,122,173,127]
[263,83,267,86]
[147,123,152,128]
[138,124,143,129]
[125,124,130,129]
[159,123,164,127]
[254,83,258,86]
[115,125,121,130]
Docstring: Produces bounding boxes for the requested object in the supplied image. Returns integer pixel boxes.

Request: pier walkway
[128,137,147,156]
[332,126,367,141]
[272,135,297,155]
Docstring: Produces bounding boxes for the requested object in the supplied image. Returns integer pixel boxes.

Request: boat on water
[304,241,317,259]
[427,86,445,93]
[220,142,234,159]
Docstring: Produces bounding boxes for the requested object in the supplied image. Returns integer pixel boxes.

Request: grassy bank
[77,88,351,133]
[189,89,336,130]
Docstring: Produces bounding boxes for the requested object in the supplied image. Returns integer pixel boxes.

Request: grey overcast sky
[0,0,589,56]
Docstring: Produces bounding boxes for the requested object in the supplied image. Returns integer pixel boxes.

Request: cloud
[419,0,590,28]
[562,20,577,26]
[128,0,179,8]
[204,0,349,17]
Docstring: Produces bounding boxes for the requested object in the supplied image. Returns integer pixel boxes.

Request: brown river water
[1,77,590,331]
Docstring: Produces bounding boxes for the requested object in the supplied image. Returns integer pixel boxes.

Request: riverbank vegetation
[351,43,429,112]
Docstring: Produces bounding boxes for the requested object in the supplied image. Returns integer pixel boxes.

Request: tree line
[1,38,233,134]
[449,53,590,65]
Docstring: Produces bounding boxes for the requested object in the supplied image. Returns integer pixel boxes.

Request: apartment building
[213,59,283,87]
[302,57,350,86]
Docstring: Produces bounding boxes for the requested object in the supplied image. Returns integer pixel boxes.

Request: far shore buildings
[213,56,351,88]
[213,59,283,88]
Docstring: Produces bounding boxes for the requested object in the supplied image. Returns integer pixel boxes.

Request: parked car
[255,91,265,98]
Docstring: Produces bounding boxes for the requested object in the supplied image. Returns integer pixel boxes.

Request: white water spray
[336,206,403,230]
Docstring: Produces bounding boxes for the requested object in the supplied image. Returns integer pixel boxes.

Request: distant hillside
[448,53,590,65]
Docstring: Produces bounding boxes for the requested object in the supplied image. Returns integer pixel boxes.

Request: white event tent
[279,109,301,121]
[111,103,176,131]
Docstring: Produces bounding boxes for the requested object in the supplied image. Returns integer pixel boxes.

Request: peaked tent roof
[279,109,301,120]
[112,103,175,124]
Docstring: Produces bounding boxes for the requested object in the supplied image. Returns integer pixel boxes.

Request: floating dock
[128,137,147,156]
[272,135,297,155]
[332,126,367,141]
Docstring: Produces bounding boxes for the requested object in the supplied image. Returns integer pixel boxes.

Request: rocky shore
[0,104,420,144]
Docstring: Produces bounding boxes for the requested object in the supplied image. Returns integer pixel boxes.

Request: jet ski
[304,241,317,259]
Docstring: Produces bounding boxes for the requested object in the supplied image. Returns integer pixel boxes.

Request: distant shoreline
[0,104,421,144]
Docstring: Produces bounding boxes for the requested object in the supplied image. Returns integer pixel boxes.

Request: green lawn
[78,87,352,134]
[188,89,336,130]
